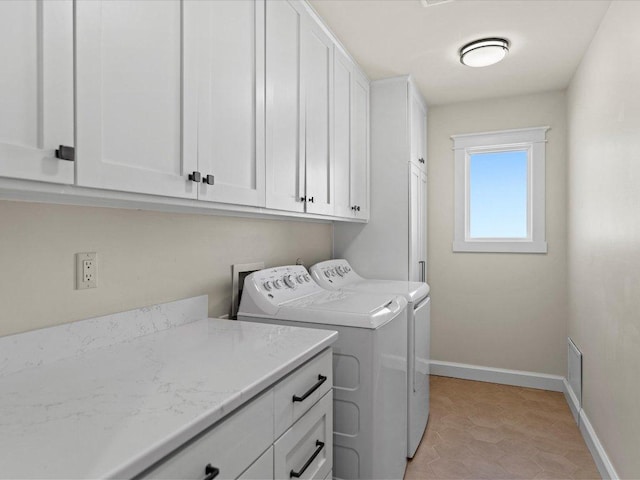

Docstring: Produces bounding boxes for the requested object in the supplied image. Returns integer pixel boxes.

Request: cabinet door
[410,86,427,171]
[350,69,370,220]
[265,0,304,213]
[0,0,73,184]
[301,16,334,216]
[193,0,265,207]
[76,1,197,199]
[419,169,428,281]
[332,48,351,218]
[409,162,421,282]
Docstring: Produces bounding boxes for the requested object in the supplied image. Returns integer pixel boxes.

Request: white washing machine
[238,265,408,480]
[310,259,430,458]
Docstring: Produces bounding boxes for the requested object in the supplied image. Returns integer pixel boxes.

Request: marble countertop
[0,317,337,479]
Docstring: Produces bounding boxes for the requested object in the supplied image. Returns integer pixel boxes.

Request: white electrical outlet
[76,252,97,289]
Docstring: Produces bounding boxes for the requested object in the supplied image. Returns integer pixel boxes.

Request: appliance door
[408,295,430,458]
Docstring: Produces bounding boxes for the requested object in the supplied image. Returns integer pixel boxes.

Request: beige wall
[428,91,567,375]
[0,201,332,337]
[567,2,640,477]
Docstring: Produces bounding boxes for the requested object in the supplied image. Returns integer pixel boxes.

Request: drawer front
[142,390,274,480]
[275,348,333,437]
[238,446,274,480]
[274,391,333,480]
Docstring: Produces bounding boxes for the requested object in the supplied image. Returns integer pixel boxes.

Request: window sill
[452,240,548,254]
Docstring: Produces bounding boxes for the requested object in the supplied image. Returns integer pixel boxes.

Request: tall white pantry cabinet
[0,0,369,222]
[334,76,428,282]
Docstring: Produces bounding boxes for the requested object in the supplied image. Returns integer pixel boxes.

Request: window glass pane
[469,150,528,238]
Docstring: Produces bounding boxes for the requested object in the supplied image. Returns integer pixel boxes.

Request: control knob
[263,281,273,291]
[296,275,305,283]
[273,279,283,289]
[324,271,331,278]
[303,274,311,282]
[284,275,295,288]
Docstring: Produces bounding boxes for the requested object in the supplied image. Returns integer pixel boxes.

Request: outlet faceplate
[76,252,97,289]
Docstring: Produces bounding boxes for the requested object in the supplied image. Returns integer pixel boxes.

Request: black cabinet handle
[55,145,75,162]
[202,174,214,185]
[290,440,325,478]
[419,157,425,164]
[292,374,327,403]
[204,464,219,480]
[308,197,314,203]
[356,206,361,211]
[188,171,201,183]
[300,196,307,202]
[351,205,356,211]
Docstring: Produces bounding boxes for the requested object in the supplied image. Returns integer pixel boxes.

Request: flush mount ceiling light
[459,38,509,67]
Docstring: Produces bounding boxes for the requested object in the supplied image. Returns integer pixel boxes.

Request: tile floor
[405,376,601,479]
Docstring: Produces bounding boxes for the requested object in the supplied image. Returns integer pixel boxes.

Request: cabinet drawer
[238,446,274,480]
[275,348,333,437]
[142,390,274,480]
[274,391,333,480]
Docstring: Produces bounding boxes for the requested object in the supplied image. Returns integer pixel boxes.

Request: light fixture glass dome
[460,38,509,67]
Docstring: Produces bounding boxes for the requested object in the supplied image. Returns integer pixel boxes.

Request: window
[451,127,549,253]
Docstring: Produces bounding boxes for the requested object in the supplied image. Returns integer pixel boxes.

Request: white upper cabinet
[265,0,305,213]
[350,69,370,219]
[0,0,74,184]
[410,84,427,171]
[333,49,369,220]
[192,0,265,207]
[333,49,352,219]
[266,0,336,216]
[75,0,197,199]
[301,15,334,216]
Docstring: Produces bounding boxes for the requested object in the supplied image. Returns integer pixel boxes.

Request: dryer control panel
[310,259,362,290]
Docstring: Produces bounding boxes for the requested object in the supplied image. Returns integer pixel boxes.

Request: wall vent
[566,337,583,423]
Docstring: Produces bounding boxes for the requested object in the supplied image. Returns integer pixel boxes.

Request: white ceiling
[309,0,611,105]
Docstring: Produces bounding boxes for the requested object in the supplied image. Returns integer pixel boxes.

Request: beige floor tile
[404,376,600,480]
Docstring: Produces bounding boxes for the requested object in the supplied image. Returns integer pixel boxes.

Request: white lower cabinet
[274,392,333,480]
[142,391,274,480]
[238,447,274,480]
[139,349,333,480]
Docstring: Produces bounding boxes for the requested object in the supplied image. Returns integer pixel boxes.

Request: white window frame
[451,126,549,253]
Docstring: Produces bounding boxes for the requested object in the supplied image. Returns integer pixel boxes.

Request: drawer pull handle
[292,375,327,403]
[203,463,219,480]
[290,440,325,478]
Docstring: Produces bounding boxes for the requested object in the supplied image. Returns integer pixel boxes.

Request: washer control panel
[247,265,321,305]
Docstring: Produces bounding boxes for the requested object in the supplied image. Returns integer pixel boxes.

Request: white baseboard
[579,409,619,480]
[563,378,581,424]
[430,360,564,392]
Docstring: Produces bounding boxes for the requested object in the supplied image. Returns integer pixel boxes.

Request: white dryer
[238,265,408,480]
[310,259,430,458]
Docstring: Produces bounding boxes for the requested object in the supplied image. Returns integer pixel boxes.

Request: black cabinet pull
[202,174,214,185]
[290,440,325,478]
[308,196,314,203]
[55,145,75,162]
[204,464,219,480]
[356,206,361,211]
[351,205,356,211]
[418,157,425,164]
[300,196,307,202]
[292,374,327,403]
[189,171,201,183]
